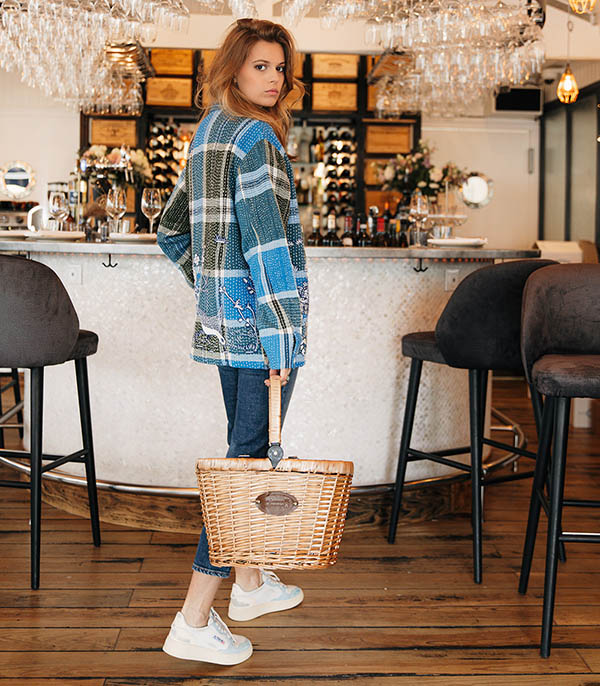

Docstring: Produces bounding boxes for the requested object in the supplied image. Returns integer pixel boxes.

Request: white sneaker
[228,570,304,622]
[162,608,252,665]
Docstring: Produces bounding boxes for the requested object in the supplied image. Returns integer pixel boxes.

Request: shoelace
[209,608,236,644]
[262,570,283,585]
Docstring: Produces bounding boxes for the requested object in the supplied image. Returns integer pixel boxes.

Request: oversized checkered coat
[157,105,308,370]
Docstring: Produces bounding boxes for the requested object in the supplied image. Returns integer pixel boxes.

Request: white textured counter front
[7,246,533,488]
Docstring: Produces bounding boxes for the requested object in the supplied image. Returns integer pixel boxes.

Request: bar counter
[0,239,539,490]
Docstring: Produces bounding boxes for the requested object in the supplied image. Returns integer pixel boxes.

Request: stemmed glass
[141,187,162,234]
[408,191,430,246]
[48,191,69,231]
[106,186,127,233]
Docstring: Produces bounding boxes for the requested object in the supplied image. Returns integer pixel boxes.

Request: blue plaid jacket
[157,106,308,370]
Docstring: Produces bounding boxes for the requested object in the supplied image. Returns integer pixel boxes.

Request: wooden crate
[367,85,377,112]
[201,49,217,76]
[364,159,382,186]
[126,186,136,213]
[365,189,404,212]
[312,82,357,111]
[286,85,304,111]
[146,78,193,107]
[294,53,304,78]
[151,48,194,75]
[312,53,359,79]
[365,124,412,154]
[90,118,137,147]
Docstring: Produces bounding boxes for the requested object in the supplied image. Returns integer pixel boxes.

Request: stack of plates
[427,237,488,248]
[109,233,156,243]
[0,230,29,240]
[25,231,86,241]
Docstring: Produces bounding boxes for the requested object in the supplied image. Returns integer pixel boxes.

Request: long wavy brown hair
[197,18,304,147]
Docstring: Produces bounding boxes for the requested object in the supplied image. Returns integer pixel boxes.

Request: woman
[156,18,309,666]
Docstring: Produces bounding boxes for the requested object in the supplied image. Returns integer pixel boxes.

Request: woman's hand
[265,368,290,386]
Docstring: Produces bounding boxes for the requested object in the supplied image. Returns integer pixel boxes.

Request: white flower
[429,182,439,188]
[383,165,395,181]
[413,152,422,160]
[430,167,443,182]
[417,181,427,187]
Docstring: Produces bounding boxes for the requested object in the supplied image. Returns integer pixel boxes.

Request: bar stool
[0,255,101,589]
[0,368,24,447]
[518,263,600,657]
[388,259,556,583]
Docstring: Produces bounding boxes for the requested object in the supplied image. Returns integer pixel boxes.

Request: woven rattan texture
[196,463,353,569]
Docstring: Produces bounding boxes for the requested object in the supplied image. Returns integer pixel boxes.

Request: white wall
[0,70,79,207]
[423,117,539,249]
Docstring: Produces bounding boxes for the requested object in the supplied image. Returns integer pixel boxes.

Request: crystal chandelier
[0,0,191,111]
[282,0,545,118]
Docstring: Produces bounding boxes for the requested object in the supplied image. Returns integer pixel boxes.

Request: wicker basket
[196,377,354,569]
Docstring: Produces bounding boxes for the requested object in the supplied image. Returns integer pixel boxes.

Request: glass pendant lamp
[557,20,578,105]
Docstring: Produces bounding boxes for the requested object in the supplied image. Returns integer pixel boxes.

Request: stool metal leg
[541,396,570,658]
[75,358,101,547]
[12,369,23,440]
[519,396,554,595]
[469,369,484,584]
[388,358,423,544]
[30,367,44,590]
[0,379,4,450]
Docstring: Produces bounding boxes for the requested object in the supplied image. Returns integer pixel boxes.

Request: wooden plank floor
[1,379,599,684]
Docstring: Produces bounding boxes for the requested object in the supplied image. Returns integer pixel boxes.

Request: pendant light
[568,0,597,14]
[557,21,579,104]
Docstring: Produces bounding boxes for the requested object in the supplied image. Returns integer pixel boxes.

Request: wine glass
[141,188,162,233]
[48,191,69,231]
[106,186,127,233]
[408,191,430,246]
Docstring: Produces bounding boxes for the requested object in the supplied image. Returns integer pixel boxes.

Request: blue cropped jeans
[192,366,299,578]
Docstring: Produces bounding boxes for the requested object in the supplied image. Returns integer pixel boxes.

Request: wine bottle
[306,211,322,246]
[372,215,389,247]
[341,209,354,247]
[322,211,341,246]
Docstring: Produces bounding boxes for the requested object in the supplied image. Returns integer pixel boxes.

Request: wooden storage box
[366,124,412,154]
[146,78,193,107]
[365,189,404,212]
[312,53,358,79]
[90,118,137,147]
[312,82,357,111]
[151,49,194,75]
[364,160,382,187]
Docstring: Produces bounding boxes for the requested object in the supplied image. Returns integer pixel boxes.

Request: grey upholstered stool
[0,368,23,447]
[388,259,556,584]
[518,263,600,657]
[0,254,101,589]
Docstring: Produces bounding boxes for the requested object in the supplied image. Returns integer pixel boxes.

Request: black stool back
[0,255,101,589]
[518,263,600,657]
[0,255,79,367]
[436,259,557,371]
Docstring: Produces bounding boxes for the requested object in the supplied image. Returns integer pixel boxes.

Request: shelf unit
[79,48,421,220]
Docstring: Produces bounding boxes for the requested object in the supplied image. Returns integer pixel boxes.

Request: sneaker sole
[228,589,304,622]
[162,634,253,665]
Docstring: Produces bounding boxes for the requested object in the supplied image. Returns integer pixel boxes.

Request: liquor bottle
[341,209,354,247]
[355,216,370,247]
[322,211,341,246]
[366,206,377,239]
[372,215,389,247]
[383,202,393,244]
[306,211,322,246]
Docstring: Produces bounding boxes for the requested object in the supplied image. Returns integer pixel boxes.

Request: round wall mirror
[460,173,494,209]
[0,161,37,199]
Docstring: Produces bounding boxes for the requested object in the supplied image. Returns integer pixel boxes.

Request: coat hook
[102,254,118,268]
[413,258,428,273]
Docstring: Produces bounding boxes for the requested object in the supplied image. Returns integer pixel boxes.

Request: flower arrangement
[79,145,152,189]
[373,140,470,199]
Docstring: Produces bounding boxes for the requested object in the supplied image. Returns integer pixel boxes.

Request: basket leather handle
[268,375,282,445]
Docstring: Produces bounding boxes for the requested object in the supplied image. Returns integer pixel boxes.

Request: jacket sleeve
[235,138,303,370]
[157,167,194,288]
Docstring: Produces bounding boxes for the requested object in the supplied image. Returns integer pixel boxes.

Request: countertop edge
[0,240,540,260]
